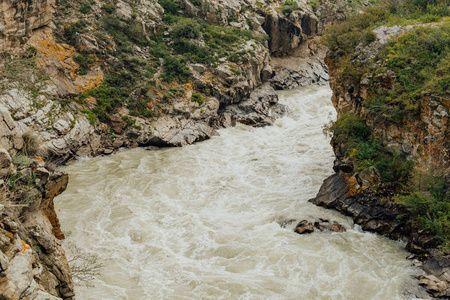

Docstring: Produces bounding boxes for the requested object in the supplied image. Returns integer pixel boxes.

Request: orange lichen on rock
[20,240,31,254]
[35,39,103,94]
[344,174,361,197]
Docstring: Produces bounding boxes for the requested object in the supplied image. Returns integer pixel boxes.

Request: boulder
[294,220,314,234]
[74,33,100,54]
[0,148,13,176]
[419,275,448,296]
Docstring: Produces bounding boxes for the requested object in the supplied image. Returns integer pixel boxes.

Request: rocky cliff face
[0,0,346,298]
[312,20,450,299]
[327,25,449,173]
[0,0,54,52]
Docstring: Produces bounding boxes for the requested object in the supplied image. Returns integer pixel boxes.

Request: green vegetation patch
[323,0,450,247]
[372,24,450,115]
[281,0,299,14]
[396,173,450,247]
[325,114,413,185]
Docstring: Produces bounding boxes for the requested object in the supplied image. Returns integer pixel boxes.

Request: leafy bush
[121,116,136,126]
[101,4,115,13]
[191,93,204,104]
[81,109,96,125]
[397,174,450,245]
[161,56,191,82]
[375,24,450,114]
[172,19,202,39]
[325,114,371,149]
[158,0,180,15]
[281,0,299,14]
[79,2,91,14]
[73,53,93,75]
[64,20,89,41]
[325,114,413,184]
[308,0,319,12]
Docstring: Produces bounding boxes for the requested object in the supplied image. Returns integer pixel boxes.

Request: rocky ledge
[310,173,450,299]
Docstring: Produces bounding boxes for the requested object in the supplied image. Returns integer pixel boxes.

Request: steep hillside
[311,1,450,298]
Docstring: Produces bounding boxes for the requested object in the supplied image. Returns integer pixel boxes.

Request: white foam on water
[55,85,420,299]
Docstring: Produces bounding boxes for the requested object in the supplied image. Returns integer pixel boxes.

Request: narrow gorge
[0,0,449,299]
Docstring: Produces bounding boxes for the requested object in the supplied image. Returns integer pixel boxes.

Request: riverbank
[311,2,450,298]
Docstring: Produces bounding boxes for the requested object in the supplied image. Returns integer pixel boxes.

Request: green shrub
[367,24,450,116]
[326,114,413,184]
[64,20,89,41]
[230,67,241,75]
[364,31,377,44]
[102,4,115,13]
[325,114,371,149]
[158,0,179,15]
[308,0,319,12]
[281,0,299,14]
[121,115,136,126]
[397,174,450,245]
[79,3,91,14]
[191,93,204,104]
[172,18,202,39]
[73,53,93,75]
[81,109,97,125]
[161,56,191,82]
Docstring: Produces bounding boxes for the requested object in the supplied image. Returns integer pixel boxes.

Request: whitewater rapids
[55,85,420,299]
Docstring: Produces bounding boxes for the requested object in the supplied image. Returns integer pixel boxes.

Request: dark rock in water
[224,83,288,127]
[309,173,406,239]
[144,145,159,151]
[103,148,114,155]
[294,220,314,234]
[418,274,448,297]
[311,172,450,299]
[329,222,347,233]
[314,221,325,232]
[313,219,346,233]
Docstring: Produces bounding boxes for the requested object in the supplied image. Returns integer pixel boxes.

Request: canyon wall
[0,0,347,298]
[311,14,450,298]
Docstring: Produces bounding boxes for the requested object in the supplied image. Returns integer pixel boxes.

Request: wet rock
[224,83,287,127]
[294,220,314,234]
[313,219,346,232]
[144,145,159,151]
[103,148,114,155]
[329,222,346,232]
[419,275,448,296]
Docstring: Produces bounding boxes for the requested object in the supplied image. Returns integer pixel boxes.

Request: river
[55,85,420,299]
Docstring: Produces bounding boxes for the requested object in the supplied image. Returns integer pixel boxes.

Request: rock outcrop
[0,159,73,299]
[312,20,450,299]
[0,0,54,52]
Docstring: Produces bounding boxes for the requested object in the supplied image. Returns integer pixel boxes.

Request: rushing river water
[55,85,420,299]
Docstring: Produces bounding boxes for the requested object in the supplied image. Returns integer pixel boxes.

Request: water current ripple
[55,85,421,299]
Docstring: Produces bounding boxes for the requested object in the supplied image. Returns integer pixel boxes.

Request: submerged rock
[294,220,314,234]
[294,218,347,234]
